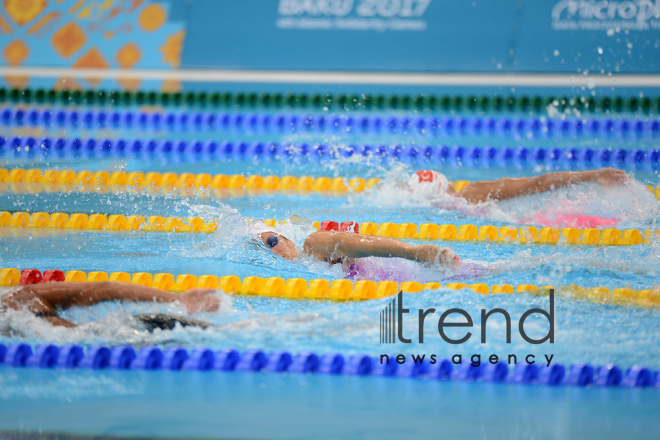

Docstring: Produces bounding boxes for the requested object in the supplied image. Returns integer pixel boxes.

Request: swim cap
[249,221,280,238]
[407,170,450,199]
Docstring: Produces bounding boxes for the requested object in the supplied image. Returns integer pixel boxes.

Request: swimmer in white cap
[254,167,628,269]
[251,221,460,268]
[407,167,628,203]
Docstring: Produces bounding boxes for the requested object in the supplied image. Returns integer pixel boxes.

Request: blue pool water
[1,368,659,440]
[1,98,660,439]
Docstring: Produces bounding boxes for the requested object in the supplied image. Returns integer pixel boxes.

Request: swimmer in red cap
[407,167,628,203]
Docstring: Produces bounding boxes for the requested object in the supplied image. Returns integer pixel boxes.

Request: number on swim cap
[415,170,435,182]
[408,170,450,198]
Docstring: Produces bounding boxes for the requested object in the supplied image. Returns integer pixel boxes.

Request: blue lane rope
[2,107,660,139]
[2,135,659,168]
[0,343,657,389]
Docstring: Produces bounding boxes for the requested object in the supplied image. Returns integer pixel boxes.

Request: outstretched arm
[1,282,219,327]
[303,231,458,265]
[458,168,628,203]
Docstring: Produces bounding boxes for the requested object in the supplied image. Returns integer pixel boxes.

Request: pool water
[1,368,659,440]
[1,96,660,439]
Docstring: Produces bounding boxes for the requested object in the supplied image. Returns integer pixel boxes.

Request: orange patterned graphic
[1,1,186,90]
[160,28,183,68]
[26,11,61,36]
[50,21,86,58]
[72,46,108,86]
[128,0,144,14]
[66,0,85,15]
[73,46,108,68]
[161,78,181,92]
[3,39,28,65]
[4,0,48,26]
[115,42,140,68]
[117,77,141,91]
[138,3,165,32]
[0,14,14,34]
[53,76,82,90]
[4,74,29,88]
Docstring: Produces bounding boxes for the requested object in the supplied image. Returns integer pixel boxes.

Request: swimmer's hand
[177,289,220,314]
[412,244,461,267]
[594,167,628,187]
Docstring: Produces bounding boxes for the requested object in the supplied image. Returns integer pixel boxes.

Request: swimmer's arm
[458,168,627,203]
[2,283,218,327]
[303,231,455,264]
[9,282,179,310]
[1,282,180,327]
[304,232,414,260]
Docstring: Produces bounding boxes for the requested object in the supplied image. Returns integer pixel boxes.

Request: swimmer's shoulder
[303,230,346,260]
[303,230,329,252]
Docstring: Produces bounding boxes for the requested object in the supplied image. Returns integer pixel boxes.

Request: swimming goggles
[267,235,279,248]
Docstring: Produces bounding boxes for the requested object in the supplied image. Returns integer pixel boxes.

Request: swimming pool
[1,87,660,439]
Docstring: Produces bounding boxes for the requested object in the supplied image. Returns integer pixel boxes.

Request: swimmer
[256,168,627,269]
[407,167,628,203]
[1,282,219,329]
[253,222,460,272]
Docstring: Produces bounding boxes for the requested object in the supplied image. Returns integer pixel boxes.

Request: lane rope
[3,108,660,139]
[2,136,660,169]
[1,209,658,247]
[0,168,382,195]
[1,168,659,200]
[0,341,654,388]
[1,268,658,310]
[1,87,658,114]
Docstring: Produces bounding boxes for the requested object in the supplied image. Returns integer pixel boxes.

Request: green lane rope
[0,87,658,113]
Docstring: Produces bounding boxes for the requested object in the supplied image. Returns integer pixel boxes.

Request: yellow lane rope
[1,211,657,246]
[3,168,660,199]
[0,268,657,309]
[0,168,383,196]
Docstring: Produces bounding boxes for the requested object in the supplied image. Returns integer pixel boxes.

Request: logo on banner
[551,0,660,31]
[276,0,432,32]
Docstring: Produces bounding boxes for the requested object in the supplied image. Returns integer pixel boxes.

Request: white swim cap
[407,170,450,199]
[249,221,280,238]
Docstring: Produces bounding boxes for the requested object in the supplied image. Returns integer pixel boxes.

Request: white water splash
[351,168,659,228]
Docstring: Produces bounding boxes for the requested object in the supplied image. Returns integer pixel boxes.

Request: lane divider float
[1,210,657,247]
[0,168,383,196]
[3,108,660,140]
[1,168,659,201]
[3,136,660,171]
[1,87,659,114]
[314,220,657,246]
[1,268,658,309]
[0,342,655,388]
